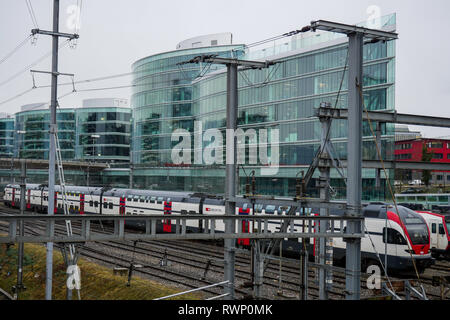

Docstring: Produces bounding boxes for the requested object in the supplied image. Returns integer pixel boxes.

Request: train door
[437,221,447,249]
[430,221,439,248]
[163,200,172,232]
[80,194,85,214]
[54,192,58,214]
[237,205,250,246]
[11,188,15,207]
[119,197,125,215]
[27,189,31,209]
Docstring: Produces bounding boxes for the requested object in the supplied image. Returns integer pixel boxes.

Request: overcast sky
[1,0,449,137]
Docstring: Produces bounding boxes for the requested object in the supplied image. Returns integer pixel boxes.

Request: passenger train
[415,211,450,259]
[3,184,434,273]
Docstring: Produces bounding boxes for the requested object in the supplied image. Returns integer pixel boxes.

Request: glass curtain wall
[75,107,132,162]
[14,108,75,160]
[132,38,395,200]
[131,45,245,166]
[0,117,14,158]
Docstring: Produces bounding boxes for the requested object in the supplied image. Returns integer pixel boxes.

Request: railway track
[1,205,449,300]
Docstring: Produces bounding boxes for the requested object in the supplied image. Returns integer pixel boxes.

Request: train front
[394,206,434,272]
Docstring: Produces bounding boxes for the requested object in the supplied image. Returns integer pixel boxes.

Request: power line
[25,0,39,29]
[245,27,311,49]
[76,0,83,34]
[0,39,71,88]
[0,87,36,107]
[0,35,33,67]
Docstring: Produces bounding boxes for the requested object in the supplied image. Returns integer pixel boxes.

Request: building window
[395,153,412,160]
[433,153,443,159]
[436,175,443,181]
[428,142,443,149]
[211,40,218,46]
[395,143,412,150]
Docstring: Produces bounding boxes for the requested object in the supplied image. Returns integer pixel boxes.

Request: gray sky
[1,0,449,138]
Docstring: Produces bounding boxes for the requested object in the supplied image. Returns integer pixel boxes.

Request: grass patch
[0,242,203,300]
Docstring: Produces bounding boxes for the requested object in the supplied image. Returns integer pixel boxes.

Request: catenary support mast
[45,0,60,300]
[178,56,273,299]
[30,0,78,300]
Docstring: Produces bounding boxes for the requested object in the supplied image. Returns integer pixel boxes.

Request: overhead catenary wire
[75,0,83,34]
[239,61,281,89]
[0,35,33,67]
[245,27,310,49]
[25,0,39,29]
[0,39,71,88]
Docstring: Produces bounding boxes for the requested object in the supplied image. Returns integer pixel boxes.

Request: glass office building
[0,113,14,158]
[131,43,245,165]
[0,100,131,187]
[131,15,397,201]
[75,98,131,163]
[15,104,76,160]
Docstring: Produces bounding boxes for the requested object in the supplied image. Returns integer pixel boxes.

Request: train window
[432,223,437,234]
[140,196,145,203]
[439,224,445,235]
[242,203,249,210]
[103,202,108,209]
[167,198,171,203]
[438,196,448,202]
[265,205,275,214]
[278,206,290,213]
[127,197,132,201]
[364,209,380,218]
[75,206,79,211]
[94,201,98,207]
[382,228,407,245]
[150,197,156,203]
[109,203,113,209]
[157,197,163,204]
[89,200,93,207]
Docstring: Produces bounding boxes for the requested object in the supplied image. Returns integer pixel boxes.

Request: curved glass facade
[131,45,245,165]
[75,107,131,162]
[131,14,397,200]
[15,108,76,160]
[0,116,14,158]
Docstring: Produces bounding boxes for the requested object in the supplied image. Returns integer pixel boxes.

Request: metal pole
[129,163,133,189]
[375,122,381,191]
[318,116,331,300]
[224,63,237,300]
[253,240,262,298]
[300,205,307,300]
[46,0,59,301]
[345,32,363,300]
[15,159,26,298]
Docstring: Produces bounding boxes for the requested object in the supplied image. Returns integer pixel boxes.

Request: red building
[395,138,450,184]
